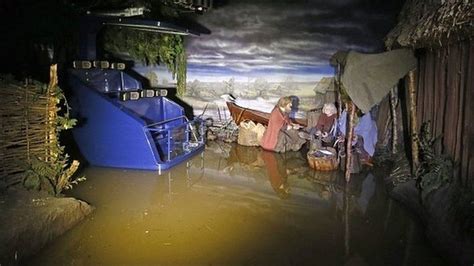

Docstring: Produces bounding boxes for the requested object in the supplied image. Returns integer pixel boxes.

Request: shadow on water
[27,142,446,265]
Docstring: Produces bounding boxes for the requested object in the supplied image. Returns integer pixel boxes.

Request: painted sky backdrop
[185,0,404,82]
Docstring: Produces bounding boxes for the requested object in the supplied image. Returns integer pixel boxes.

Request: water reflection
[27,142,445,265]
[221,143,339,201]
[260,150,290,199]
[357,173,376,215]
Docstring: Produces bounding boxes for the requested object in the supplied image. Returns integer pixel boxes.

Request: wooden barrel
[307,147,338,171]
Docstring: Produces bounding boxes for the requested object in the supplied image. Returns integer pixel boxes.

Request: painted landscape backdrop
[181,78,336,122]
[135,65,336,122]
[135,0,403,123]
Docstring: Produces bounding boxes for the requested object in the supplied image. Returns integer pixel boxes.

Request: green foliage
[57,116,77,131]
[103,28,187,95]
[51,85,78,131]
[24,155,85,196]
[24,158,58,193]
[389,152,413,186]
[416,122,453,201]
[22,82,82,195]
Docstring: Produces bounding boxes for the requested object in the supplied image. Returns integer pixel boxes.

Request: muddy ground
[0,187,93,265]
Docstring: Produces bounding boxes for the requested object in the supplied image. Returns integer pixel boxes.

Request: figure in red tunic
[260,96,306,153]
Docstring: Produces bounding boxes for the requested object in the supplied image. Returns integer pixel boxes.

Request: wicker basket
[307,147,338,171]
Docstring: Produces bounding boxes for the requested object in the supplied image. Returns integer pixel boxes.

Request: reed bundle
[386,0,473,49]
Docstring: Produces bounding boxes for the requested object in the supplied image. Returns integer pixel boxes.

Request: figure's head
[322,103,337,116]
[277,96,293,113]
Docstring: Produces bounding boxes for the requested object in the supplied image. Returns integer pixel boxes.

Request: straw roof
[385,0,473,49]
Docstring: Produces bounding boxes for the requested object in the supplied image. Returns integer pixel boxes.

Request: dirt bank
[386,179,474,265]
[0,187,93,265]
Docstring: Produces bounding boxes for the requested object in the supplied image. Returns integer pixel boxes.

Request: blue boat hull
[68,69,205,171]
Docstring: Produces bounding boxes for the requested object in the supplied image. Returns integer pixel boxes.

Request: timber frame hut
[331,48,417,181]
[385,0,473,193]
[330,2,473,262]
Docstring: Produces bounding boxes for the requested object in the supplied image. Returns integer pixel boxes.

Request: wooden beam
[408,70,419,174]
[345,102,356,182]
[337,64,342,117]
[390,87,398,154]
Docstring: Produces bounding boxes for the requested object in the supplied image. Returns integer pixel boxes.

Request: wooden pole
[25,84,30,162]
[390,87,398,154]
[407,70,419,174]
[46,64,58,162]
[343,183,350,257]
[217,106,222,121]
[336,64,343,165]
[337,64,342,117]
[345,102,356,182]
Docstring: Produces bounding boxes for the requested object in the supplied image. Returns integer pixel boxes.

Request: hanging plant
[102,27,187,95]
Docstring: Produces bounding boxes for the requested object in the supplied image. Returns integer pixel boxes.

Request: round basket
[307,148,338,171]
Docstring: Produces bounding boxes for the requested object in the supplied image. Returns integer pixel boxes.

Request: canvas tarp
[337,49,416,113]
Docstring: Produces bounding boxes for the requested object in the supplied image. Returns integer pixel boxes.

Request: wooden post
[337,64,342,117]
[45,64,59,162]
[407,70,419,174]
[345,102,356,182]
[343,183,350,257]
[390,87,398,154]
[25,83,30,162]
[217,106,222,121]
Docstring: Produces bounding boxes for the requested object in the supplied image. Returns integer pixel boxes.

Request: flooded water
[28,142,446,265]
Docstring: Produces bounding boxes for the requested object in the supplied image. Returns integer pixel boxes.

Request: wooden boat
[225,101,307,126]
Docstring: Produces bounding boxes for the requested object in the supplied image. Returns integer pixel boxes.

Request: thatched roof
[385,0,473,49]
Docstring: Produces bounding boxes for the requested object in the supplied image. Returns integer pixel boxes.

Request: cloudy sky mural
[185,0,404,82]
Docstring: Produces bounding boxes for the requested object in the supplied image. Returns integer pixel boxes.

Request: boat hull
[68,69,205,171]
[226,101,307,126]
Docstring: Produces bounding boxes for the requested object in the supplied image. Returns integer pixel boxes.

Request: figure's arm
[290,122,302,130]
[278,111,293,130]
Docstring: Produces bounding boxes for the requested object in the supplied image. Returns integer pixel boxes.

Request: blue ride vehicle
[68,15,205,172]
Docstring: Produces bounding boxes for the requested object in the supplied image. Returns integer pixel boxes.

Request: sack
[237,120,266,146]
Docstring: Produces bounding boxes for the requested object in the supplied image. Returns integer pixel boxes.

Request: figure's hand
[315,130,322,136]
[292,124,301,130]
[352,135,358,144]
[287,125,293,131]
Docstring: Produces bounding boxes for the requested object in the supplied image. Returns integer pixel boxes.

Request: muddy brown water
[27,142,446,265]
